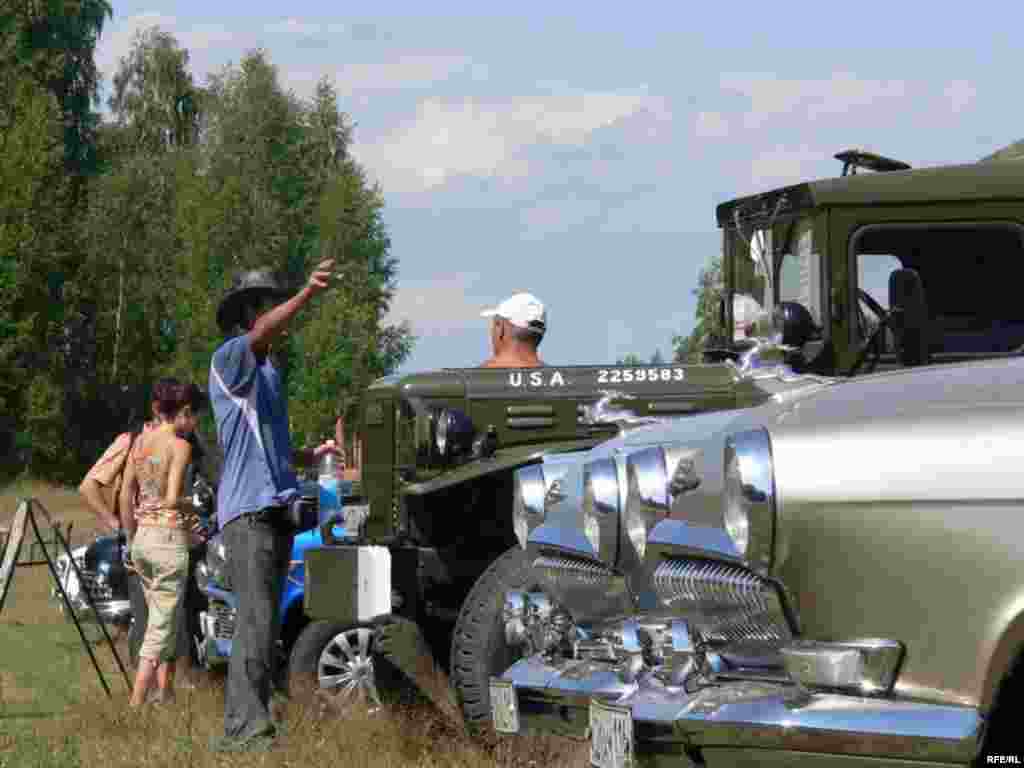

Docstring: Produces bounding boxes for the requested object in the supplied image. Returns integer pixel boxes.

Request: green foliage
[615,350,665,365]
[0,73,71,477]
[1,25,413,480]
[672,255,724,363]
[2,0,112,174]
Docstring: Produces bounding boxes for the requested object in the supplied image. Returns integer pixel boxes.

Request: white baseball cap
[481,292,547,335]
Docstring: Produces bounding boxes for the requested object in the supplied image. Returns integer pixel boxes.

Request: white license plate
[489,679,519,734]
[590,699,634,768]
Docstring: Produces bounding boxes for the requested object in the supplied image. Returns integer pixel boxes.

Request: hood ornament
[580,391,663,431]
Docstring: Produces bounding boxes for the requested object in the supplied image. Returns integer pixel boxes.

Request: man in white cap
[480,292,547,368]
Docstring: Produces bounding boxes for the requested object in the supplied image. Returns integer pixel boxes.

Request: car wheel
[288,621,384,710]
[449,546,535,727]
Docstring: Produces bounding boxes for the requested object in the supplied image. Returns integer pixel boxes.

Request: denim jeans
[222,514,293,739]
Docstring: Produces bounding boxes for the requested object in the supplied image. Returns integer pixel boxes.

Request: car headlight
[433,408,474,462]
[205,536,230,590]
[435,409,450,456]
[195,561,211,592]
[624,445,701,560]
[722,428,776,574]
[625,448,669,559]
[513,465,547,549]
[582,458,619,563]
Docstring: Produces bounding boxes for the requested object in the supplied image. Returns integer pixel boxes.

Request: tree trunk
[112,243,125,381]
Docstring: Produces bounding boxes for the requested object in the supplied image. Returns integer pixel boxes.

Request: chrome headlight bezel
[205,536,230,590]
[513,464,547,548]
[624,447,671,560]
[722,428,776,574]
[582,457,619,563]
[435,408,450,457]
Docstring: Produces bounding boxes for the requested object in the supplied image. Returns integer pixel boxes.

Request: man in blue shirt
[209,260,338,751]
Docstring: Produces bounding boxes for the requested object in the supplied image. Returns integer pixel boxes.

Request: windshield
[727,216,822,341]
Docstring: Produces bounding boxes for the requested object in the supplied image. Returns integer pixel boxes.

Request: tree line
[1,3,413,484]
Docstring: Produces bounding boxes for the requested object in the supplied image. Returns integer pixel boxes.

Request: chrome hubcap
[317,627,381,711]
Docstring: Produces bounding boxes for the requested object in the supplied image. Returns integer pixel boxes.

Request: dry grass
[0,484,590,768]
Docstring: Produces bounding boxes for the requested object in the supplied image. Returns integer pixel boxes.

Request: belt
[138,521,190,532]
[240,506,289,527]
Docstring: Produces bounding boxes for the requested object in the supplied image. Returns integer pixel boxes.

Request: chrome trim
[781,638,905,695]
[652,557,793,645]
[723,428,776,574]
[531,554,633,622]
[625,448,669,560]
[514,464,546,548]
[59,598,133,626]
[583,458,619,564]
[499,656,982,763]
[647,519,744,563]
[490,679,519,733]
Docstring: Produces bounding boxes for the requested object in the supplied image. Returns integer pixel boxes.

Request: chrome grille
[210,600,236,641]
[73,558,114,604]
[532,555,614,587]
[652,558,792,645]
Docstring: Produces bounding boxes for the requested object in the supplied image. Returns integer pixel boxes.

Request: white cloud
[694,110,730,139]
[353,89,664,193]
[95,12,177,79]
[944,79,976,115]
[721,72,910,129]
[264,17,343,37]
[95,13,235,86]
[335,55,472,97]
[748,145,824,191]
[520,198,605,239]
[386,273,485,338]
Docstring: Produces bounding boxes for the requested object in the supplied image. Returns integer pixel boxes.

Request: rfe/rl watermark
[987,756,1022,764]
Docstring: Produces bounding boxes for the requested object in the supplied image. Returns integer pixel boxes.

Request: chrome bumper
[54,593,133,626]
[196,586,237,668]
[492,656,983,765]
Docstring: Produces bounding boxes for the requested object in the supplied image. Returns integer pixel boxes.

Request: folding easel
[0,498,131,696]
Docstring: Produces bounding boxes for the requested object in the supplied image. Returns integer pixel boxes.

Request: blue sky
[94,1,1024,371]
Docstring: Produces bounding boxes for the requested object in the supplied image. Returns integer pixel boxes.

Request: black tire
[449,546,535,726]
[288,619,395,708]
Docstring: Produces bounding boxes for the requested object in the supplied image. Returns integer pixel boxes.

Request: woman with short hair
[120,380,207,707]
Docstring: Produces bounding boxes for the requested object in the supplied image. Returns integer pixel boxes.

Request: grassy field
[0,482,589,768]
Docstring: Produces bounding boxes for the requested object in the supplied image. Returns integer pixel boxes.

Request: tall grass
[0,484,589,767]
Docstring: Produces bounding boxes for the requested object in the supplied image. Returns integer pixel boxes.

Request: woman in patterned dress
[119,380,207,707]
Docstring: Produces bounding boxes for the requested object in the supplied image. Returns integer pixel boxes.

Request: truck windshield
[729,216,822,339]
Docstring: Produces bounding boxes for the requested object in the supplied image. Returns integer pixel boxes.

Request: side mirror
[773,301,815,348]
[888,268,929,366]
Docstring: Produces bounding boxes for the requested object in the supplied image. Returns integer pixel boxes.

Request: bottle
[318,440,341,526]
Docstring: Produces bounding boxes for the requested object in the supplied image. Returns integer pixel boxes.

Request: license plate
[489,679,519,734]
[590,699,634,768]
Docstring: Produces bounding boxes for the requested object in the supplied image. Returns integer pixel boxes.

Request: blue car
[195,521,345,671]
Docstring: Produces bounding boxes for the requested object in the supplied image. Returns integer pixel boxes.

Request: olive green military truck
[298,148,1024,729]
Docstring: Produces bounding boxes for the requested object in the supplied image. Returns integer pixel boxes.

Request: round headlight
[625,448,670,559]
[722,451,750,556]
[206,535,230,589]
[195,561,211,592]
[513,465,547,548]
[722,428,776,573]
[435,409,451,457]
[583,458,619,562]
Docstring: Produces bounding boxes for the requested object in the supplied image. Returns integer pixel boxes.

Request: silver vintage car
[489,355,1024,767]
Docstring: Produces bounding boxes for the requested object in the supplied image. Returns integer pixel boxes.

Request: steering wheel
[850,289,891,376]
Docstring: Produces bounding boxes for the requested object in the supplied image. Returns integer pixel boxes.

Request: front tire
[449,546,535,727]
